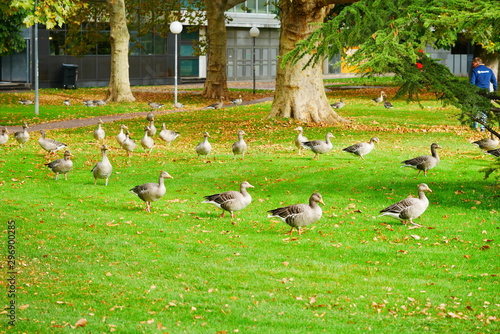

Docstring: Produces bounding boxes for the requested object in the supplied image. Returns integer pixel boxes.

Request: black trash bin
[62,64,78,89]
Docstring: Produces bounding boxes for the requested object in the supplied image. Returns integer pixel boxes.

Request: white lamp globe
[249,26,260,38]
[170,21,183,34]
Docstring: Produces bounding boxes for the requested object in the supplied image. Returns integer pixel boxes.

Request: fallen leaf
[75,318,87,328]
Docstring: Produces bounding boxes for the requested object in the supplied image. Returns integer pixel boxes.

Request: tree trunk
[202,0,245,98]
[106,0,135,102]
[201,0,229,99]
[268,0,348,124]
[477,50,499,82]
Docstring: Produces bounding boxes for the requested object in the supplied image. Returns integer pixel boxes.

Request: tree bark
[202,0,245,99]
[268,0,348,124]
[106,0,135,102]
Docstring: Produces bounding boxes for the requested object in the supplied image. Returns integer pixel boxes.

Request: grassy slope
[0,85,499,333]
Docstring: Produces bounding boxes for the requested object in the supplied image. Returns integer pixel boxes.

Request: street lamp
[249,26,260,94]
[169,21,183,107]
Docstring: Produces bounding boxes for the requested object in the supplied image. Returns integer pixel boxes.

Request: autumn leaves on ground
[1,81,498,333]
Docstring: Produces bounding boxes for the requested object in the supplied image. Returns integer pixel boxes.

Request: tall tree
[0,1,29,55]
[106,0,135,102]
[201,0,245,99]
[269,0,357,124]
[276,0,500,124]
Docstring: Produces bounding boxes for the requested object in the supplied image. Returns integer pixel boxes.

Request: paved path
[4,96,275,133]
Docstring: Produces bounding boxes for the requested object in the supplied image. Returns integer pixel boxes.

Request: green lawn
[1,85,499,333]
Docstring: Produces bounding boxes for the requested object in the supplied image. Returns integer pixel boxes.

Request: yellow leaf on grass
[75,318,87,327]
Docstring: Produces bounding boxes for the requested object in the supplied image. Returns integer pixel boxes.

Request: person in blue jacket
[470,57,498,131]
[470,57,498,91]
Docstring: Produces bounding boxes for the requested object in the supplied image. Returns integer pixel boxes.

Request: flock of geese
[3,91,499,233]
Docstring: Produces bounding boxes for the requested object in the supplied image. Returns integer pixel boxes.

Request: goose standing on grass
[63,99,71,106]
[472,133,499,151]
[93,119,105,141]
[196,132,212,158]
[45,150,73,180]
[379,183,432,227]
[487,148,500,157]
[342,137,379,160]
[93,99,107,106]
[130,171,173,212]
[0,127,8,145]
[302,133,334,160]
[330,98,345,109]
[116,124,128,147]
[121,130,137,156]
[18,99,34,106]
[204,96,224,109]
[38,130,67,154]
[384,101,394,109]
[401,143,442,176]
[232,130,247,159]
[372,91,386,103]
[83,100,96,107]
[91,145,112,186]
[294,126,308,155]
[148,102,164,110]
[230,95,243,105]
[267,192,324,235]
[202,181,254,218]
[159,123,180,145]
[14,123,30,147]
[141,126,155,154]
[147,119,157,137]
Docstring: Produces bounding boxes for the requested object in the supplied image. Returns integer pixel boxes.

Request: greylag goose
[173,102,184,108]
[159,124,180,145]
[0,127,8,145]
[202,181,254,218]
[302,133,334,160]
[14,123,30,147]
[379,183,432,227]
[267,192,324,235]
[93,99,107,106]
[63,99,71,106]
[401,143,441,176]
[204,96,224,109]
[83,100,95,107]
[45,150,74,180]
[472,133,499,151]
[372,91,386,103]
[146,112,155,122]
[116,124,128,147]
[147,119,157,137]
[91,145,113,186]
[140,126,155,153]
[230,95,243,105]
[384,101,393,109]
[330,98,345,109]
[196,132,212,158]
[486,148,500,157]
[121,130,137,156]
[38,130,67,154]
[130,171,173,212]
[342,137,379,160]
[294,126,308,155]
[93,119,105,141]
[18,99,34,105]
[232,130,247,159]
[148,102,164,110]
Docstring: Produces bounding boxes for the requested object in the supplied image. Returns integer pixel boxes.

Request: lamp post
[249,26,260,94]
[169,21,183,106]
